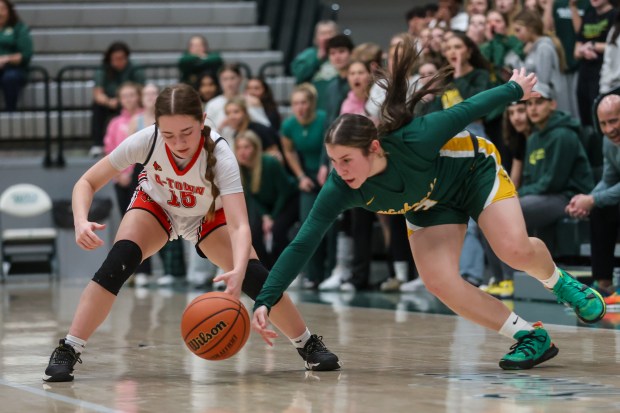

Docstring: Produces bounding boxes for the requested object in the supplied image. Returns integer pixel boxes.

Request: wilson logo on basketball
[187,321,228,352]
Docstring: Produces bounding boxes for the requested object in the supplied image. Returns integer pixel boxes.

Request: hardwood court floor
[1,281,620,413]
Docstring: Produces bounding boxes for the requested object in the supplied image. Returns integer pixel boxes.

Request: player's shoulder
[128,123,158,146]
[208,129,229,148]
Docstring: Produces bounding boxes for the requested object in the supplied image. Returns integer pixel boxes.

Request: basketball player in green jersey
[251,40,606,370]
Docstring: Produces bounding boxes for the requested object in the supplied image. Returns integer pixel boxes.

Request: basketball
[180,292,251,361]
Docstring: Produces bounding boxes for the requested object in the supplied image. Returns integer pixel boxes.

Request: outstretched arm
[253,179,358,312]
[402,69,538,160]
[73,157,119,250]
[215,192,253,299]
[430,69,536,135]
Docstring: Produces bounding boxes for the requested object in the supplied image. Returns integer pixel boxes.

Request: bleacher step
[17,2,255,28]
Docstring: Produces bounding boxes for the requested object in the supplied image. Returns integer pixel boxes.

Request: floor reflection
[1,280,620,413]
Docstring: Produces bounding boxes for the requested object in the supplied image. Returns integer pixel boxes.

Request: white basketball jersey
[137,130,234,218]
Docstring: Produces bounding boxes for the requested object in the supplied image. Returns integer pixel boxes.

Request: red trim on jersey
[165,135,205,176]
[128,188,173,237]
[196,209,227,243]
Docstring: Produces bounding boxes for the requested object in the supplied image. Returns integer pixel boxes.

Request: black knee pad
[92,240,143,295]
[242,259,283,305]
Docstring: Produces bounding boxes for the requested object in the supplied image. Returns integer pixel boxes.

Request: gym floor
[1,279,619,413]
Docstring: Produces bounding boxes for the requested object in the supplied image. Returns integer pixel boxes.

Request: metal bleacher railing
[0,66,52,165]
[5,60,278,167]
[53,62,253,166]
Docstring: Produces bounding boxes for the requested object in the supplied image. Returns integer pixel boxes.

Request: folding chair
[0,183,58,282]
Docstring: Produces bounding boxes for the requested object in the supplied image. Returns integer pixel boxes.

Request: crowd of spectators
[4,0,620,297]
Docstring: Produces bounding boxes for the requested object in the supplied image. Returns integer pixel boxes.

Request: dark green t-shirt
[254,81,524,311]
[553,0,590,72]
[0,22,33,68]
[520,110,594,197]
[280,110,327,175]
[241,155,298,218]
[94,62,146,98]
[177,52,223,85]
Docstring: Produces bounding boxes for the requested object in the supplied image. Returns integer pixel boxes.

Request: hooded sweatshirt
[522,37,573,116]
[520,110,594,198]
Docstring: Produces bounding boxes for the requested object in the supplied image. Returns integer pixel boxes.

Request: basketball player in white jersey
[44,84,341,382]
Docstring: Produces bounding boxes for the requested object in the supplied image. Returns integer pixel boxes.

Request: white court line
[0,378,119,413]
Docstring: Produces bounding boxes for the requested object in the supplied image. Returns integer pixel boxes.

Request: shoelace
[557,279,593,309]
[51,345,82,366]
[305,335,328,355]
[507,332,546,357]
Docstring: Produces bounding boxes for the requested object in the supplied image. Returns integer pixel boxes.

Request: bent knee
[495,240,536,269]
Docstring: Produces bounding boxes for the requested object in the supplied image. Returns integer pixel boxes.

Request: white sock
[289,328,311,349]
[540,266,560,289]
[65,334,86,354]
[394,261,409,283]
[498,312,533,339]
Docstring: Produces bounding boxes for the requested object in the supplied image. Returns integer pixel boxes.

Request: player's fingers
[92,223,106,231]
[261,329,277,345]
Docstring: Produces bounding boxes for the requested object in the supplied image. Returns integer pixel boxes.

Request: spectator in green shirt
[178,35,223,86]
[235,130,299,268]
[90,42,145,157]
[290,20,339,111]
[520,82,594,233]
[280,83,328,288]
[0,0,33,112]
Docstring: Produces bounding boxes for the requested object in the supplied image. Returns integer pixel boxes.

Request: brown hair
[1,0,19,26]
[325,39,452,148]
[247,76,279,117]
[155,84,220,221]
[447,31,491,72]
[377,39,452,136]
[502,102,531,156]
[324,114,378,155]
[513,10,567,72]
[235,130,263,193]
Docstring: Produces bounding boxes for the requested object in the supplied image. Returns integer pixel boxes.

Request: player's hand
[251,306,278,346]
[299,176,315,192]
[566,194,594,218]
[317,165,328,186]
[74,220,106,250]
[214,269,243,299]
[262,215,274,235]
[509,68,539,100]
[107,98,119,110]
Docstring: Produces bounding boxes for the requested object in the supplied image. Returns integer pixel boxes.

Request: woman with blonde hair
[235,130,299,268]
[280,82,329,288]
[221,97,282,161]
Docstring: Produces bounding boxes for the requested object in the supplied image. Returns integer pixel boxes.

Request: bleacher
[4,0,302,157]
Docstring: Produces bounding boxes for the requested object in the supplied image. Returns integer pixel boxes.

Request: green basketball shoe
[552,269,606,323]
[499,322,559,370]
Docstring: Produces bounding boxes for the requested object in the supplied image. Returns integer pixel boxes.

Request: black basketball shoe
[297,335,342,371]
[43,339,82,382]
